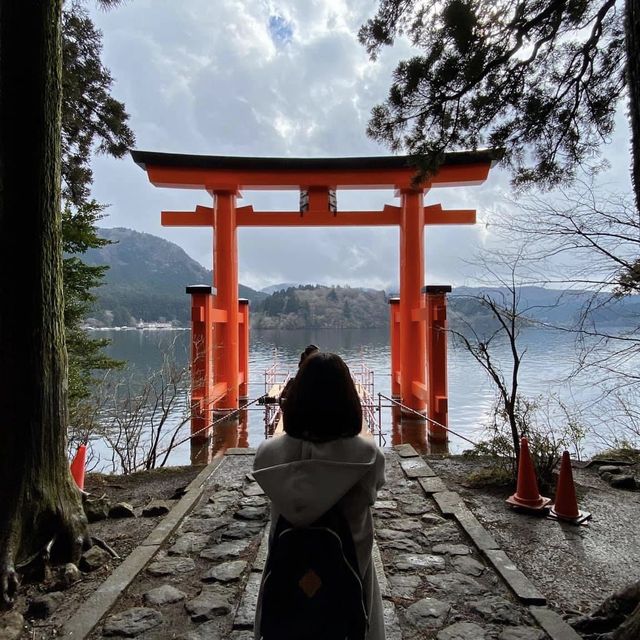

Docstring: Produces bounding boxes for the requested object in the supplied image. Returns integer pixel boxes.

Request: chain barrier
[136,387,477,472]
[377,392,478,447]
[132,394,266,473]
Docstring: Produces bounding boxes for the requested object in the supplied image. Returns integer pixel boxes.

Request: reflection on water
[91,326,617,468]
[190,414,246,464]
[389,408,451,455]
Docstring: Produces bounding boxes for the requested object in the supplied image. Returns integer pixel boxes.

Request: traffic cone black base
[547,450,592,525]
[506,437,551,514]
[547,507,591,525]
[505,494,552,513]
[549,451,591,524]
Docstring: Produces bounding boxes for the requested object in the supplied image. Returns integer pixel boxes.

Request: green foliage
[252,285,389,329]
[359,0,625,189]
[465,465,514,488]
[615,258,640,296]
[593,443,640,463]
[61,2,134,423]
[63,202,123,421]
[61,2,134,206]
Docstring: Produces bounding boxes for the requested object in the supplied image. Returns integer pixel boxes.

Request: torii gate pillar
[399,189,427,416]
[424,285,451,442]
[212,191,240,411]
[238,298,250,400]
[388,297,400,398]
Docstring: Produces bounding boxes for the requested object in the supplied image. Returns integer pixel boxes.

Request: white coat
[252,433,387,640]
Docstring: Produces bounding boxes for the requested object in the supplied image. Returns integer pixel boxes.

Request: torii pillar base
[424,285,451,443]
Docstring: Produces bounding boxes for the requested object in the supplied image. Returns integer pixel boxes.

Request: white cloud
[86,1,634,291]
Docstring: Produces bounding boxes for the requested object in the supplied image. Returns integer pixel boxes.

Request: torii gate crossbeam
[132,150,498,447]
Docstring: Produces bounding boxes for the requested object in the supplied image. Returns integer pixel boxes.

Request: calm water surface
[89,326,609,470]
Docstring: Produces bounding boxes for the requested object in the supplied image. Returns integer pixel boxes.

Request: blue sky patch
[268,15,293,46]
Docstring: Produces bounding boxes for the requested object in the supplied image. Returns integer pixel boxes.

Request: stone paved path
[77,446,581,639]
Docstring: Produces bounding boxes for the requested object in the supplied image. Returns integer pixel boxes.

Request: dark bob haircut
[282,352,362,442]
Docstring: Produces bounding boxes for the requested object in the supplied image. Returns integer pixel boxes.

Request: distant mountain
[80,228,639,329]
[251,284,640,330]
[450,286,640,327]
[260,282,301,294]
[82,228,265,327]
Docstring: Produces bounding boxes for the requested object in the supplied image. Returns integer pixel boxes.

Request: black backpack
[259,506,368,640]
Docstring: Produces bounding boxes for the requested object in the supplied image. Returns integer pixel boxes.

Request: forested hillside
[251,285,389,329]
[82,228,640,329]
[83,228,264,326]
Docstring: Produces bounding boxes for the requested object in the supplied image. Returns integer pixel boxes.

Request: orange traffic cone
[70,444,87,491]
[506,437,551,512]
[548,451,591,525]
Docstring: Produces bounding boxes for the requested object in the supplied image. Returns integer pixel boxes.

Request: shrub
[466,395,587,489]
[592,442,640,464]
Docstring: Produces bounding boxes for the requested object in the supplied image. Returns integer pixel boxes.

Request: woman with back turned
[253,351,386,640]
[278,343,319,409]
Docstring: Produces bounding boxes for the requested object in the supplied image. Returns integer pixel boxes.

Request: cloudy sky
[86,0,633,292]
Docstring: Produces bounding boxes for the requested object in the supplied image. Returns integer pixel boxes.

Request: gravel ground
[427,455,640,616]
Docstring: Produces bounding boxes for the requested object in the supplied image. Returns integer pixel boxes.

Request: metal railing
[352,363,386,447]
[264,362,290,394]
[149,368,481,466]
[262,353,291,438]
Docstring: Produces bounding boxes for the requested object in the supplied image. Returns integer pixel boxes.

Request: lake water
[89,325,617,470]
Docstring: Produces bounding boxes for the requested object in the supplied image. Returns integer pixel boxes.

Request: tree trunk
[507,405,520,471]
[627,0,640,215]
[0,0,88,605]
[572,580,640,638]
[615,603,640,639]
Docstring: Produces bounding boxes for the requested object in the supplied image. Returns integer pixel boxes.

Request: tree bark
[615,602,640,639]
[627,0,640,215]
[0,0,88,606]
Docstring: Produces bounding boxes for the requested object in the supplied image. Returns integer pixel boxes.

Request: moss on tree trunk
[0,0,88,605]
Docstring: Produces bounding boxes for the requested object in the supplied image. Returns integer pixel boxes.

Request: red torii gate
[132,150,497,447]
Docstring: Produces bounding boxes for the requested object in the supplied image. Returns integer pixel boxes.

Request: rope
[133,389,477,472]
[378,393,478,447]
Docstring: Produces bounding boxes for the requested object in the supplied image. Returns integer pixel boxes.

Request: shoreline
[84,325,189,331]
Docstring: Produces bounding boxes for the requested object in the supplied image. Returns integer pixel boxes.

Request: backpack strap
[266,507,362,579]
[313,505,362,579]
